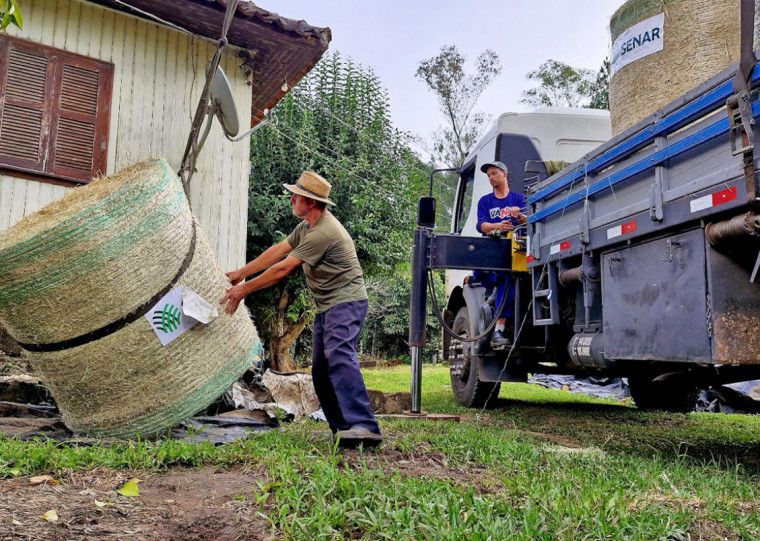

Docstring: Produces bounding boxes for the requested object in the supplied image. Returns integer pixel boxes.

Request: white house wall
[0,0,252,270]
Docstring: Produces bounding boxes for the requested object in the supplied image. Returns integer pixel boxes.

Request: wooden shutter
[0,42,49,172]
[0,35,113,184]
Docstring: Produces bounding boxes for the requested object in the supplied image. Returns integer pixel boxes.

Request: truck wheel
[449,307,501,408]
[627,376,698,413]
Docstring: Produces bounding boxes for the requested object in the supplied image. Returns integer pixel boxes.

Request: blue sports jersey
[476,191,526,234]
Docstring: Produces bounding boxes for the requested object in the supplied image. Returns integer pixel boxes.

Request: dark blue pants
[472,270,515,318]
[312,299,380,434]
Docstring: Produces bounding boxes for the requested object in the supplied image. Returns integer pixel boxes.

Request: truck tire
[449,307,501,409]
[627,376,698,413]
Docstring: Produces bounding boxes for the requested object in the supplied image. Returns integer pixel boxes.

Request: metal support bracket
[580,202,591,245]
[728,91,755,156]
[650,130,665,221]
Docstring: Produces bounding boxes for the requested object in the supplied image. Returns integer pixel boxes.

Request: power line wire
[264,120,452,225]
[264,123,423,222]
[255,101,456,196]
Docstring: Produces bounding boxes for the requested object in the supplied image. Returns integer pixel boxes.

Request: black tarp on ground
[528,375,760,414]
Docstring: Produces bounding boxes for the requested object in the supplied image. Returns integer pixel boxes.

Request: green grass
[2,364,760,539]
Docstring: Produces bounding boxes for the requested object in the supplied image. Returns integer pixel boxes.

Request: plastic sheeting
[528,375,760,414]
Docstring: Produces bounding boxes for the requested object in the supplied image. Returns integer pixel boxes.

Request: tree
[363,269,444,363]
[0,0,22,30]
[416,45,502,168]
[587,58,610,110]
[519,59,596,108]
[248,52,429,371]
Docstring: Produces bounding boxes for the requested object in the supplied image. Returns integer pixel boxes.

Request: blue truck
[408,1,760,413]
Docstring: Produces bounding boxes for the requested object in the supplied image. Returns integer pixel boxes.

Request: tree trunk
[268,288,310,373]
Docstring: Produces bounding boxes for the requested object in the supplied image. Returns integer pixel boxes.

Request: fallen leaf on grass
[12,519,22,526]
[94,499,111,507]
[10,469,20,476]
[30,475,58,485]
[118,480,140,497]
[41,509,58,522]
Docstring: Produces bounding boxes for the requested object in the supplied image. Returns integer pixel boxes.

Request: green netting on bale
[0,158,262,439]
[610,0,672,41]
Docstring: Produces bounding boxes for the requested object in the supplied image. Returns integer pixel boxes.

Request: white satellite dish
[197,64,239,151]
[210,64,240,137]
[197,64,276,152]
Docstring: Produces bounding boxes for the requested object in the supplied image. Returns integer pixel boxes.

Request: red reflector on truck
[607,220,638,239]
[690,187,737,213]
[550,241,571,255]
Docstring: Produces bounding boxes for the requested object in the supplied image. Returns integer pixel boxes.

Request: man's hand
[220,283,248,315]
[494,220,515,232]
[226,269,246,286]
[507,206,522,218]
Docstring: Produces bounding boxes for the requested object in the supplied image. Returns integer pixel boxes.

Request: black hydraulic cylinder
[409,228,430,347]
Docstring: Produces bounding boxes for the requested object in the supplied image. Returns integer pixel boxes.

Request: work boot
[490,329,512,350]
[334,426,383,449]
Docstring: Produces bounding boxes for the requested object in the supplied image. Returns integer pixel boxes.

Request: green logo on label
[152,303,181,333]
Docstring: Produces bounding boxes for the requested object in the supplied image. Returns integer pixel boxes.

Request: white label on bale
[146,285,199,346]
[611,13,665,76]
[182,288,218,324]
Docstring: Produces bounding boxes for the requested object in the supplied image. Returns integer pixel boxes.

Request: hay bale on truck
[0,158,262,438]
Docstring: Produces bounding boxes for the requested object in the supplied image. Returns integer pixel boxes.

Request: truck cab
[449,108,611,299]
[439,109,610,407]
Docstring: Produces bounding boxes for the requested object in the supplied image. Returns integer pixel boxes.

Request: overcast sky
[259,1,622,149]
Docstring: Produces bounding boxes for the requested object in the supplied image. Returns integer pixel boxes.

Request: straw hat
[283,171,335,205]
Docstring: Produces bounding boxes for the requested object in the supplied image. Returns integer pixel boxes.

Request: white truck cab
[448,108,611,296]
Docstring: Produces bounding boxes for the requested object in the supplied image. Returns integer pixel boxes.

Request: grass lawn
[2,364,760,540]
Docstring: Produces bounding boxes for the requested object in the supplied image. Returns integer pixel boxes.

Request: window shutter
[48,57,112,181]
[0,36,113,184]
[0,43,49,171]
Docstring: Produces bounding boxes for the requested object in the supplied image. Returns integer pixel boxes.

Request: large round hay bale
[0,158,262,438]
[609,0,755,135]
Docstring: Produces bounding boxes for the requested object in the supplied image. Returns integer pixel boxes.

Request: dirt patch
[0,467,273,540]
[690,518,737,540]
[518,430,584,448]
[0,444,506,539]
[335,446,504,494]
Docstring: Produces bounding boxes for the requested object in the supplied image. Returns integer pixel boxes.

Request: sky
[259,0,623,150]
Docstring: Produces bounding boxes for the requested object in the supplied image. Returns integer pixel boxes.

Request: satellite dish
[209,64,240,137]
[195,63,277,154]
[196,64,240,152]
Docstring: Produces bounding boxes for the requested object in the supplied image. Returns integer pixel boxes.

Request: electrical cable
[264,121,453,226]
[253,102,455,196]
[264,123,422,222]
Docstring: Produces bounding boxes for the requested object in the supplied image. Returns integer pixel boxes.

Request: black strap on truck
[727,0,758,200]
[733,0,756,95]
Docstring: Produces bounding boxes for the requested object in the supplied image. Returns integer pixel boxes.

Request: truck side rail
[527,58,760,263]
[528,60,760,207]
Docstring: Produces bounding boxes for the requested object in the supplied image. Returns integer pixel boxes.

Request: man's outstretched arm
[226,239,293,285]
[220,255,303,315]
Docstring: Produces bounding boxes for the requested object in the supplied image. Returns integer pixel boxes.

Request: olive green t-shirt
[287,211,368,313]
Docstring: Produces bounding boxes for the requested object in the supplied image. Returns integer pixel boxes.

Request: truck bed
[527,60,759,263]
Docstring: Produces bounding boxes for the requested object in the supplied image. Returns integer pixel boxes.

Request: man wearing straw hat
[220,171,382,448]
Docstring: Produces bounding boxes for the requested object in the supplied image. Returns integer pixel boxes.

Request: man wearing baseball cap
[475,161,526,349]
[221,171,382,448]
